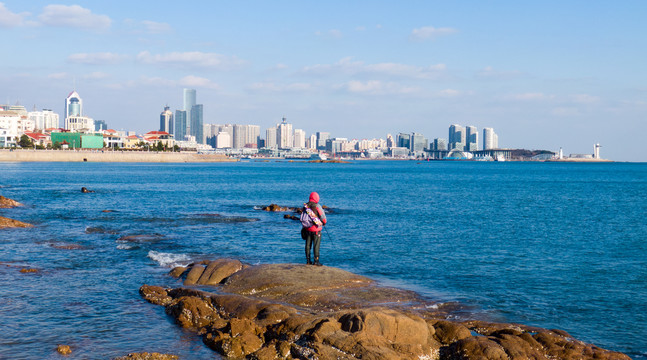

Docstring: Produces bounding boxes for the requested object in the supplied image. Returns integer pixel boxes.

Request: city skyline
[1,1,646,161]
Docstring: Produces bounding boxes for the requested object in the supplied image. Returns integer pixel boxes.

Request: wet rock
[260,204,296,212]
[113,353,178,360]
[57,344,72,355]
[140,260,632,360]
[169,266,188,278]
[0,195,22,208]
[19,268,38,273]
[117,234,163,242]
[283,214,299,220]
[85,226,119,234]
[102,209,116,213]
[81,187,94,193]
[197,259,243,285]
[0,216,33,229]
[49,242,86,250]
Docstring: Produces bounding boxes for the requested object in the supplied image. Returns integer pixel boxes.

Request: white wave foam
[117,244,135,250]
[148,250,191,268]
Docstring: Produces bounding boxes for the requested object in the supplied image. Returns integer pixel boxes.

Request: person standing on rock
[300,192,327,266]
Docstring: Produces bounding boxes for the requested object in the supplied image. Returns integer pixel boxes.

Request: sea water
[0,161,645,359]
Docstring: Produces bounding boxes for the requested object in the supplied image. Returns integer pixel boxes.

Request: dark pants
[302,228,321,261]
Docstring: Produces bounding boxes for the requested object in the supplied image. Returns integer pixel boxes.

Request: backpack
[300,204,323,228]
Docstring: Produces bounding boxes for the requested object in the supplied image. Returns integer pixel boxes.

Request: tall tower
[183,89,196,135]
[190,104,203,144]
[160,105,174,134]
[175,110,187,141]
[466,126,478,151]
[65,91,83,118]
[449,124,465,151]
[277,117,293,149]
[594,144,601,159]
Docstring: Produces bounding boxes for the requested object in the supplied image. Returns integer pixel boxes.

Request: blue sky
[1,1,646,161]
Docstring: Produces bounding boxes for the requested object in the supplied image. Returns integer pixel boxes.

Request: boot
[313,258,322,266]
[306,256,312,265]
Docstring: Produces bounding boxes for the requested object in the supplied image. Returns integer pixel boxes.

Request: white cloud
[68,52,127,65]
[248,82,312,92]
[141,20,172,34]
[38,4,111,31]
[438,89,461,97]
[507,93,554,101]
[179,75,220,89]
[411,26,457,40]
[136,51,246,69]
[0,2,28,28]
[344,80,419,95]
[303,57,446,80]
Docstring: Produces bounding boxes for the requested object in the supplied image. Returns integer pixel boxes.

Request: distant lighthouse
[594,143,601,159]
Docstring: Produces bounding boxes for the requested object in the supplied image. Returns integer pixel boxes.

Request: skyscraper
[265,127,277,148]
[277,117,292,149]
[293,129,306,148]
[483,128,498,150]
[449,124,465,151]
[397,133,410,149]
[160,105,174,134]
[233,124,246,149]
[64,90,94,132]
[466,126,478,151]
[410,133,427,152]
[65,91,82,118]
[175,110,187,141]
[190,104,203,144]
[316,132,330,150]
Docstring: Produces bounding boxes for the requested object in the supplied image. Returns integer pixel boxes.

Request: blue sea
[0,160,645,359]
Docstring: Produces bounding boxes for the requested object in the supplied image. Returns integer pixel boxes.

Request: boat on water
[310,153,328,161]
[495,154,506,162]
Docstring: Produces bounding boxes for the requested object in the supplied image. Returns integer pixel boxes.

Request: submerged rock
[113,353,178,360]
[260,204,296,212]
[0,216,33,229]
[142,259,630,359]
[56,344,72,355]
[0,195,23,208]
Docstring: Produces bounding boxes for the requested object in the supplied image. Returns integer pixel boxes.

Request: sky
[1,1,646,161]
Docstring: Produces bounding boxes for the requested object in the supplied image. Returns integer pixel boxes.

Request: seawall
[0,149,237,163]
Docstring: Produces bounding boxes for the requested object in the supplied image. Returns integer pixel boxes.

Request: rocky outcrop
[141,260,630,360]
[0,216,33,229]
[260,204,297,212]
[113,353,178,360]
[57,344,72,355]
[0,195,23,208]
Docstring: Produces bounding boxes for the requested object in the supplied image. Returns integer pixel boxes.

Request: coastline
[0,149,237,163]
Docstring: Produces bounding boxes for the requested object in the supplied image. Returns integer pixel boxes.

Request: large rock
[0,195,22,208]
[141,260,632,360]
[113,353,178,360]
[0,216,33,229]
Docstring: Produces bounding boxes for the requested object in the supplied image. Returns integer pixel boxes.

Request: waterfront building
[265,127,277,148]
[216,131,231,148]
[293,129,306,148]
[433,138,448,151]
[390,147,409,158]
[326,137,347,155]
[316,131,330,150]
[28,109,59,131]
[277,118,293,149]
[63,91,94,132]
[160,106,174,134]
[483,128,498,150]
[65,91,82,119]
[0,111,19,147]
[190,104,203,144]
[466,126,478,151]
[397,133,410,149]
[183,88,196,133]
[246,125,260,148]
[449,124,465,151]
[143,130,175,148]
[410,133,427,153]
[174,110,187,141]
[233,124,246,149]
[308,133,317,150]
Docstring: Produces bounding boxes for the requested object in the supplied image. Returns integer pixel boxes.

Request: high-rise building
[160,106,174,134]
[308,133,317,150]
[449,124,465,151]
[410,133,427,152]
[175,110,187,141]
[233,124,246,149]
[183,88,196,132]
[433,138,448,151]
[277,117,292,149]
[386,134,395,148]
[65,91,82,118]
[216,131,231,148]
[293,129,306,148]
[483,128,498,150]
[397,133,410,149]
[29,109,59,130]
[246,125,260,148]
[265,127,277,148]
[466,126,478,151]
[190,104,203,144]
[316,132,330,150]
[94,119,107,131]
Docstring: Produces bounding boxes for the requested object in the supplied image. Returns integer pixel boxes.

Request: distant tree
[155,141,164,151]
[52,141,62,150]
[35,144,45,150]
[173,144,180,152]
[19,135,33,148]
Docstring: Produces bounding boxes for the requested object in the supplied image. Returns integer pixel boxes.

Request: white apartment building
[29,109,60,131]
[293,129,306,148]
[0,111,19,147]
